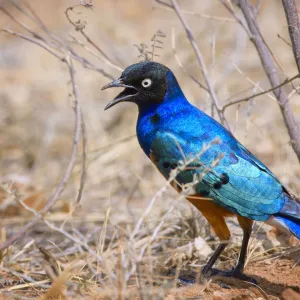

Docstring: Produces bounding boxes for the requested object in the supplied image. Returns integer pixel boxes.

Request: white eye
[141,78,152,88]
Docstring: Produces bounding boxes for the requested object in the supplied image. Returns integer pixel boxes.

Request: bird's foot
[167,266,257,286]
[206,267,257,284]
[167,267,197,285]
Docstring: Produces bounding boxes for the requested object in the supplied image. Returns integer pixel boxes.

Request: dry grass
[0,0,300,299]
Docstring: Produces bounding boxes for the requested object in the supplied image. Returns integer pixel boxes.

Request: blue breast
[136,71,219,155]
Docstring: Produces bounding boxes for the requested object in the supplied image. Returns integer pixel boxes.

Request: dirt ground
[205,259,300,299]
[1,248,300,299]
[1,0,300,299]
[151,258,300,300]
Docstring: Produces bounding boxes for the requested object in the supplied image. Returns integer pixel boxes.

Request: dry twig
[222,73,300,110]
[65,5,123,72]
[238,0,300,163]
[0,2,115,80]
[0,56,84,251]
[282,0,300,73]
[162,0,230,130]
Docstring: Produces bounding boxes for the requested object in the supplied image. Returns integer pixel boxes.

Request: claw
[207,268,257,284]
[167,267,198,285]
[168,266,257,286]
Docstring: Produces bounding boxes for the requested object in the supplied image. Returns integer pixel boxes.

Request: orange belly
[169,175,235,241]
[187,195,235,218]
[187,195,235,241]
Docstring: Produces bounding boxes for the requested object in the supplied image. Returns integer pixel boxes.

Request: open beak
[101,79,138,110]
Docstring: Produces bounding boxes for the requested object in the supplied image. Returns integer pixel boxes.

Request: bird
[102,61,300,283]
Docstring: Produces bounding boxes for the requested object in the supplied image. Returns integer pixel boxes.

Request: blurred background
[1,0,300,298]
[0,0,299,222]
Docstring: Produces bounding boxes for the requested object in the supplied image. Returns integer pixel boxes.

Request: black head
[102,61,170,110]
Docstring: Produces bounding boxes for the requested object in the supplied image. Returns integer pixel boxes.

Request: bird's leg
[174,203,232,284]
[208,217,257,283]
[201,215,257,283]
[176,237,228,285]
[198,211,231,278]
[185,202,255,283]
[223,216,257,283]
[223,226,257,283]
[201,243,227,276]
[234,225,251,274]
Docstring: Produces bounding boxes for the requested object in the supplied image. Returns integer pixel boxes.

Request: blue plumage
[275,216,300,239]
[103,61,300,282]
[137,71,288,222]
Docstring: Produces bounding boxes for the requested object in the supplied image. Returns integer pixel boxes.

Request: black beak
[102,79,138,110]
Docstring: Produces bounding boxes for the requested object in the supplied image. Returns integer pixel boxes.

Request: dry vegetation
[0,0,300,299]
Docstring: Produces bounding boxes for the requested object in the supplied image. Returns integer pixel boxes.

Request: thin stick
[282,0,300,73]
[169,0,230,130]
[0,57,83,251]
[0,29,65,62]
[0,266,50,289]
[0,5,114,80]
[76,113,87,204]
[43,219,102,263]
[219,0,251,37]
[65,6,123,72]
[239,0,300,163]
[171,27,208,92]
[222,73,300,110]
[157,1,237,23]
[278,33,292,47]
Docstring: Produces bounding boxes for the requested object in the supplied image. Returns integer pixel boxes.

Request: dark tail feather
[275,193,300,239]
[274,216,300,239]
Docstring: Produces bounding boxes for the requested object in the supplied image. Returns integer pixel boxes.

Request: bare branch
[0,3,115,80]
[68,60,87,206]
[219,0,251,37]
[282,0,300,73]
[238,0,300,162]
[0,57,83,251]
[65,6,123,72]
[15,191,102,263]
[0,266,50,289]
[155,0,172,8]
[222,73,300,110]
[220,0,287,76]
[171,27,208,92]
[43,219,102,263]
[0,6,47,42]
[278,33,293,47]
[156,0,237,23]
[76,113,87,205]
[9,0,57,41]
[169,0,230,130]
[1,28,65,62]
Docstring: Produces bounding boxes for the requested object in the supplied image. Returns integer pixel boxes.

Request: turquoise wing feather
[150,130,285,221]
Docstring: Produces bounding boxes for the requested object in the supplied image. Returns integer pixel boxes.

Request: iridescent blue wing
[151,130,285,221]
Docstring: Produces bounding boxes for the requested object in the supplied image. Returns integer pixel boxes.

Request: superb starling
[102,61,300,282]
